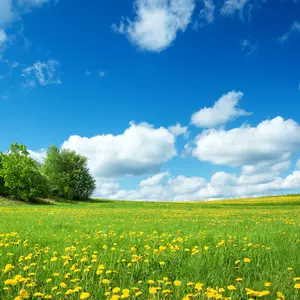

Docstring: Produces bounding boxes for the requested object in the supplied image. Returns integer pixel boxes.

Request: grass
[0,195,299,299]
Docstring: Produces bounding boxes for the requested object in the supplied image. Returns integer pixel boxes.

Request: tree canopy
[42,146,96,200]
[0,143,96,202]
[0,143,48,201]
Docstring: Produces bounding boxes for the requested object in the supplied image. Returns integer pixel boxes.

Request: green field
[0,195,300,299]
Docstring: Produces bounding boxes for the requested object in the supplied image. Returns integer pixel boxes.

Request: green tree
[42,146,95,200]
[0,143,48,201]
[0,152,7,196]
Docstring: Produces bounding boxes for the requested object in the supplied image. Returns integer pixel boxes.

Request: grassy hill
[0,194,299,299]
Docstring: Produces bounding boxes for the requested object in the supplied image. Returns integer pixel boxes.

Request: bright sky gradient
[1,0,300,201]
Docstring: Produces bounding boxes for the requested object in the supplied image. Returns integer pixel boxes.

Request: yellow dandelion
[101,279,110,284]
[4,279,18,286]
[33,292,44,297]
[113,287,121,293]
[147,279,155,284]
[264,282,271,287]
[174,280,182,286]
[149,287,158,294]
[80,292,91,299]
[19,289,29,298]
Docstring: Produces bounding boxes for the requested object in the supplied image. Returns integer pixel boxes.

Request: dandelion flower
[174,280,182,286]
[80,292,91,299]
[264,282,271,287]
[149,287,158,294]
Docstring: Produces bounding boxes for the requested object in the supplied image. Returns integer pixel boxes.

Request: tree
[42,146,95,200]
[0,143,48,201]
[0,152,7,196]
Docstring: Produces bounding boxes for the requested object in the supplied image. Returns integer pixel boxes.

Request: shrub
[42,146,95,200]
[0,143,48,202]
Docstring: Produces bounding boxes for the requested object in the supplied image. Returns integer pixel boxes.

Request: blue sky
[1,0,300,201]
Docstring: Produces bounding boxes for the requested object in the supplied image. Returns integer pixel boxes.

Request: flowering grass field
[0,195,300,300]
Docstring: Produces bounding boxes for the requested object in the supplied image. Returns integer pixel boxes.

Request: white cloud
[241,39,257,55]
[242,160,291,175]
[0,29,7,57]
[168,175,206,194]
[193,117,300,168]
[140,171,170,186]
[191,90,251,128]
[98,168,300,201]
[0,0,15,27]
[282,171,300,189]
[112,0,195,52]
[278,21,300,43]
[0,0,52,27]
[175,170,300,201]
[21,60,61,88]
[198,0,215,26]
[16,0,49,8]
[210,171,236,186]
[168,123,188,136]
[237,172,279,186]
[93,178,121,199]
[28,149,47,164]
[221,0,249,17]
[62,122,177,177]
[0,29,7,43]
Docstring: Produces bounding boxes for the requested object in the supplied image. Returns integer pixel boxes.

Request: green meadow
[0,195,299,299]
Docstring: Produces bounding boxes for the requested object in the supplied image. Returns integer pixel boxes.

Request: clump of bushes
[0,143,95,202]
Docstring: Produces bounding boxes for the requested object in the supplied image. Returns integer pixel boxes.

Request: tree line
[0,143,96,202]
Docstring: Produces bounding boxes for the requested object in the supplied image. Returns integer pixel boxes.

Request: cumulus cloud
[220,0,249,18]
[192,117,300,168]
[93,178,121,199]
[98,169,300,202]
[62,122,177,178]
[278,21,300,43]
[241,160,291,176]
[191,90,251,128]
[210,171,236,186]
[168,123,188,136]
[175,171,300,201]
[168,175,206,194]
[21,60,61,88]
[112,0,195,52]
[140,171,170,186]
[28,149,47,164]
